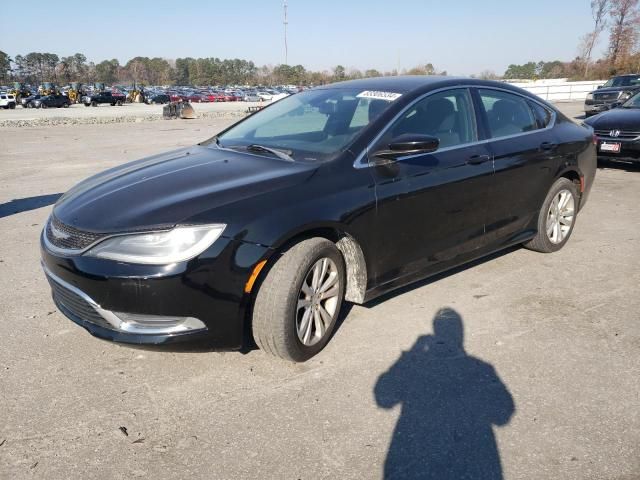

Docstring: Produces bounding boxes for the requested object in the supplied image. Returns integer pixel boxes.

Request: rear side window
[528,100,553,129]
[478,89,538,139]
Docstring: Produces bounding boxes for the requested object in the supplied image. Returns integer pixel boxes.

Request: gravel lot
[0,101,259,128]
[0,102,638,480]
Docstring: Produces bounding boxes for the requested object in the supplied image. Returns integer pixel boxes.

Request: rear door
[369,88,494,285]
[474,88,558,244]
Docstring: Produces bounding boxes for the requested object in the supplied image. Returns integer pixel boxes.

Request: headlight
[85,224,226,264]
[586,93,594,101]
[620,91,632,100]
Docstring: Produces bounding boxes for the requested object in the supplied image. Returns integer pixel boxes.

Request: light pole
[283,0,288,65]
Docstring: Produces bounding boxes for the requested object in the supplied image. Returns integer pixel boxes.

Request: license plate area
[600,142,621,153]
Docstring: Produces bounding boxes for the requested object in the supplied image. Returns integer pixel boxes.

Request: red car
[206,92,226,102]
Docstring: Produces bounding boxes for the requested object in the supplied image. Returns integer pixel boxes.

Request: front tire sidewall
[253,239,346,362]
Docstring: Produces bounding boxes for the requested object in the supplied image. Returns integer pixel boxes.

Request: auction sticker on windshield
[356,91,402,101]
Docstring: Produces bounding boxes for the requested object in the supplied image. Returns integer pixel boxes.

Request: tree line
[0,51,445,87]
[502,0,639,80]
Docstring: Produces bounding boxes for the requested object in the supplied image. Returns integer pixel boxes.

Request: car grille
[593,92,621,102]
[47,274,113,329]
[594,129,640,139]
[46,216,105,251]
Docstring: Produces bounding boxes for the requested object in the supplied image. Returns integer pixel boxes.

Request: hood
[53,145,315,234]
[594,86,640,94]
[585,108,640,130]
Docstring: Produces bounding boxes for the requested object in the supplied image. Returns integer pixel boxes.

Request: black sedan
[20,94,41,108]
[585,91,640,164]
[146,93,171,105]
[33,94,71,109]
[41,77,596,361]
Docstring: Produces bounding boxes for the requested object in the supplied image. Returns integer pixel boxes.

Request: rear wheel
[116,100,123,106]
[40,103,47,109]
[524,177,579,253]
[252,238,345,362]
[91,101,98,107]
[9,103,15,109]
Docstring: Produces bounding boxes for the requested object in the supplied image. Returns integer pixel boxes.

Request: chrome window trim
[353,84,557,169]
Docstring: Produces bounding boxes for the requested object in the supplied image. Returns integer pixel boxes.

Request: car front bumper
[40,233,271,348]
[596,137,640,163]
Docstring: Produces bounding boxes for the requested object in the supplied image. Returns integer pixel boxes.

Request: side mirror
[610,101,622,109]
[371,134,440,165]
[597,85,603,89]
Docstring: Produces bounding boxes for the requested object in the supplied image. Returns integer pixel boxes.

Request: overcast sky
[0,0,608,76]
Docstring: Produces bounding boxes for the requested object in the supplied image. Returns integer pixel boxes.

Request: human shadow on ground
[375,308,515,479]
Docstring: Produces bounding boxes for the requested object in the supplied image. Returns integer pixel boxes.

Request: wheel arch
[556,167,583,201]
[261,225,368,305]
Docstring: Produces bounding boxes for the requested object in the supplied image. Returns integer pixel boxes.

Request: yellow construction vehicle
[127,82,146,103]
[38,83,58,96]
[9,82,31,103]
[67,82,85,104]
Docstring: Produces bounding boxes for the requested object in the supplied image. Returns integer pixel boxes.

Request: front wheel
[524,177,579,253]
[252,238,346,362]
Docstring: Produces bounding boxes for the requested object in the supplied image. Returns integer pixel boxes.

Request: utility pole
[283,0,288,65]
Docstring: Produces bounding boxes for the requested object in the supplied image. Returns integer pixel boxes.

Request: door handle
[467,154,491,165]
[540,142,558,151]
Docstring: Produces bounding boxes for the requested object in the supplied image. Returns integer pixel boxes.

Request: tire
[116,100,123,106]
[63,103,69,108]
[524,177,579,253]
[84,103,90,107]
[40,103,47,109]
[252,238,346,362]
[91,101,98,107]
[9,103,15,109]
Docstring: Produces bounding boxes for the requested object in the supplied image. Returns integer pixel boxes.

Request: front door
[368,88,494,286]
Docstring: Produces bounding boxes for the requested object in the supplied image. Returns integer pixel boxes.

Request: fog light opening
[112,312,206,334]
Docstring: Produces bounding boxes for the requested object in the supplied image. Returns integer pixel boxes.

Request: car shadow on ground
[363,246,519,309]
[374,307,515,479]
[598,159,640,172]
[0,193,62,219]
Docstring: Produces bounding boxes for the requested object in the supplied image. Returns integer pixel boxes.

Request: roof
[319,75,464,93]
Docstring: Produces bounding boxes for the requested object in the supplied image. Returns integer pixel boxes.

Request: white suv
[0,93,17,109]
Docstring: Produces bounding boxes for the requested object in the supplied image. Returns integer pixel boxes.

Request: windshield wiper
[245,144,294,162]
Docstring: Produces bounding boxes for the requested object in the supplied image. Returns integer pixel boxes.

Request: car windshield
[215,88,398,161]
[622,92,640,108]
[602,75,640,87]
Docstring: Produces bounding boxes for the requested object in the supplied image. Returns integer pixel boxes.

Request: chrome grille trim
[44,215,106,253]
[593,92,621,102]
[43,264,121,330]
[594,129,640,140]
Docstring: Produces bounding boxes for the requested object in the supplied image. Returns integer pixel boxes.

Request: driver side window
[375,88,476,150]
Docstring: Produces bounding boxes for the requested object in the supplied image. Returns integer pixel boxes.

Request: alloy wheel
[296,257,340,346]
[546,189,575,244]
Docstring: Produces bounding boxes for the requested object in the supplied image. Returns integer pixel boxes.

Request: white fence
[506,80,607,102]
